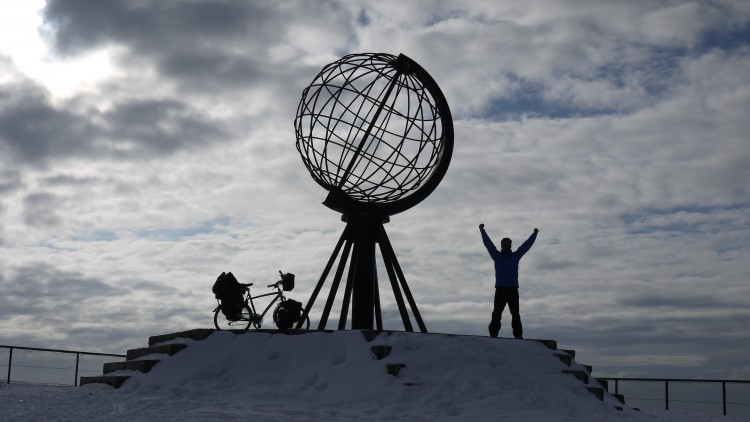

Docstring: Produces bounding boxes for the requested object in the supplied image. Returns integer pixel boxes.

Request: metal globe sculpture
[294,53,453,332]
[295,53,453,216]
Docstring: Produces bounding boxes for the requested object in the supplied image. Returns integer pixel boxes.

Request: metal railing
[1,344,125,386]
[599,377,750,417]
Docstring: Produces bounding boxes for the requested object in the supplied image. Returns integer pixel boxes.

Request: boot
[488,320,500,338]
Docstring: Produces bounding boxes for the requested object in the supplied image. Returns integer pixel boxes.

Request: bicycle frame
[244,284,285,328]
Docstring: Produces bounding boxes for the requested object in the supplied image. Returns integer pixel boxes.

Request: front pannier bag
[274,299,303,329]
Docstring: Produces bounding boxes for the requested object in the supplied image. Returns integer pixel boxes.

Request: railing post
[7,347,12,384]
[665,380,669,410]
[74,353,80,387]
[722,381,727,416]
[615,379,619,395]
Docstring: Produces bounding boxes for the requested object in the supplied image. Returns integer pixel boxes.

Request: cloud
[102,98,229,157]
[0,79,97,165]
[42,1,273,55]
[41,0,356,96]
[0,73,231,167]
[23,192,63,227]
[0,263,125,327]
[0,169,22,193]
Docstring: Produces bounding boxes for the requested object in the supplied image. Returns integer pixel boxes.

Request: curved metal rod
[337,69,403,189]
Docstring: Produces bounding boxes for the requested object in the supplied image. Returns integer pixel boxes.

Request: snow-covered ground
[1,331,746,421]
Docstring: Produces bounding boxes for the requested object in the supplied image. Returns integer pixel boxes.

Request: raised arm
[515,228,538,259]
[479,224,500,258]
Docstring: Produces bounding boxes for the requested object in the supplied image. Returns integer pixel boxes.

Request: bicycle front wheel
[299,315,310,330]
[214,304,253,331]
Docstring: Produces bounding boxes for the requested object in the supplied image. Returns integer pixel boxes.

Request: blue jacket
[481,229,537,288]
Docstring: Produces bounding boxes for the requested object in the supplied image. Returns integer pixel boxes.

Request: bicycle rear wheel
[214,304,253,331]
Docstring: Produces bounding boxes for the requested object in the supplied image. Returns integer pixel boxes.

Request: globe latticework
[295,53,452,214]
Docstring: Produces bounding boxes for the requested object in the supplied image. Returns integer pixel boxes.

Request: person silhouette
[479,224,538,339]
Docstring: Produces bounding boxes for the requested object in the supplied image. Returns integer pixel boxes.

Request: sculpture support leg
[304,217,427,333]
[373,267,383,330]
[379,239,413,331]
[377,224,428,333]
[351,220,377,330]
[338,237,359,330]
[298,224,350,329]
[318,237,353,330]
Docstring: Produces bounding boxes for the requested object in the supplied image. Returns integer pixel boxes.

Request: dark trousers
[491,287,523,339]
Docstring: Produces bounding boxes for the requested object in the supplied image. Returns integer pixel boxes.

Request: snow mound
[7,330,733,421]
[121,330,630,420]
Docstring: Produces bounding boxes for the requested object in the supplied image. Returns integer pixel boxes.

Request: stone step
[149,329,216,346]
[586,387,604,401]
[103,359,160,374]
[362,330,384,342]
[80,375,130,388]
[578,376,627,406]
[555,353,572,367]
[82,344,189,388]
[562,369,589,384]
[80,342,189,389]
[560,349,576,359]
[127,343,187,360]
[386,363,406,376]
[532,339,557,350]
[582,364,593,373]
[371,345,392,360]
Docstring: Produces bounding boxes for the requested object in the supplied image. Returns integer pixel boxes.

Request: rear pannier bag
[212,272,244,318]
[212,272,242,298]
[220,297,243,320]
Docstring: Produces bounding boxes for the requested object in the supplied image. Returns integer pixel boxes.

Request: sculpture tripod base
[296,215,427,332]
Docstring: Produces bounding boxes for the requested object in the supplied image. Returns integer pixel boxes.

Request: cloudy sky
[1,0,749,380]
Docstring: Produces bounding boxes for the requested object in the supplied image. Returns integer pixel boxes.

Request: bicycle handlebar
[263,270,288,289]
[268,270,287,289]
